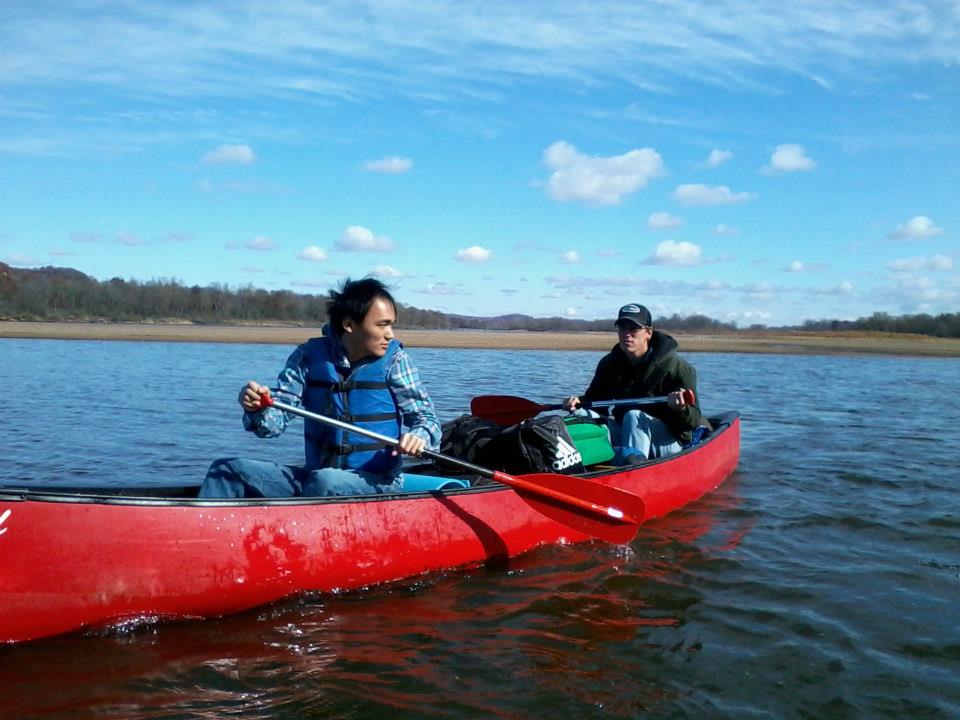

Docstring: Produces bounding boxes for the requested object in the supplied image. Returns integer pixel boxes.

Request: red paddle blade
[493,471,645,545]
[470,395,547,425]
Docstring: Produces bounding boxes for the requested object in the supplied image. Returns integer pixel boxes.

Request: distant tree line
[800,311,960,338]
[1,262,955,336]
[0,262,740,332]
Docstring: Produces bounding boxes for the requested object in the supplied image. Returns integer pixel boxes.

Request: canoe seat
[401,473,469,492]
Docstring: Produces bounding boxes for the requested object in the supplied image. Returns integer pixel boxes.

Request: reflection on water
[1,340,959,718]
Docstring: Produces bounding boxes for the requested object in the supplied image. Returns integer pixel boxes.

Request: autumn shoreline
[2,320,959,357]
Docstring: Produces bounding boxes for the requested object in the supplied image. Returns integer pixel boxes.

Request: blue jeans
[199,457,403,498]
[611,409,683,461]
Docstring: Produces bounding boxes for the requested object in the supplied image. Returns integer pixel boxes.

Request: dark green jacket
[582,330,702,443]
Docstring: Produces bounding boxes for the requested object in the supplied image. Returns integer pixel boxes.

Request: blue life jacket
[301,336,402,476]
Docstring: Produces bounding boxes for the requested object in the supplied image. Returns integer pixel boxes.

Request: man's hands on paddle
[562,389,694,412]
[240,380,426,457]
[392,433,427,457]
[666,389,693,411]
[239,381,270,411]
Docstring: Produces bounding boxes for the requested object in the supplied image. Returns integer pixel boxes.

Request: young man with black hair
[200,277,440,497]
[563,303,701,462]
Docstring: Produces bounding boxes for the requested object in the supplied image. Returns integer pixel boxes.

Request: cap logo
[620,304,641,313]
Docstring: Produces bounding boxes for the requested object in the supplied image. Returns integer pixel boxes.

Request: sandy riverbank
[2,320,959,357]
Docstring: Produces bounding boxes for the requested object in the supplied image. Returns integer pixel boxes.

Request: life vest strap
[306,378,389,393]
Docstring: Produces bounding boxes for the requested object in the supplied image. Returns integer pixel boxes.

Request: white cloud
[672,184,755,206]
[335,225,394,252]
[784,260,827,273]
[704,149,733,168]
[116,231,144,246]
[3,253,39,265]
[71,231,101,243]
[560,250,580,264]
[542,141,665,206]
[415,282,461,295]
[565,307,577,316]
[886,254,953,272]
[363,156,413,174]
[163,232,194,243]
[245,236,277,251]
[202,144,255,165]
[298,245,328,261]
[371,264,405,278]
[455,245,491,263]
[713,223,740,236]
[764,143,816,173]
[814,281,855,295]
[648,212,683,230]
[644,240,702,266]
[888,216,944,240]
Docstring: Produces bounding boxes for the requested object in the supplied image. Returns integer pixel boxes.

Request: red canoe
[0,412,739,644]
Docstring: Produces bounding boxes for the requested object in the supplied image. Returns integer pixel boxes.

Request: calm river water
[1,338,958,719]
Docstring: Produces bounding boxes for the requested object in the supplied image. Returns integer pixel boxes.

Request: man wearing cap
[563,304,701,462]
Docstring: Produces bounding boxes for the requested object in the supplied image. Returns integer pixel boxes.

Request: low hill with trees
[1,262,956,337]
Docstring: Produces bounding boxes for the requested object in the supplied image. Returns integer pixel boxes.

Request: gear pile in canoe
[0,403,739,644]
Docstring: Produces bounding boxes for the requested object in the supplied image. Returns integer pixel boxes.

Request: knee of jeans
[621,409,645,427]
[206,457,237,475]
[301,471,341,496]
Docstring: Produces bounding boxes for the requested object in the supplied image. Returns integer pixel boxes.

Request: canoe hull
[0,414,739,643]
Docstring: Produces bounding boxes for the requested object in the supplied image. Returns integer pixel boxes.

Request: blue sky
[1,1,957,326]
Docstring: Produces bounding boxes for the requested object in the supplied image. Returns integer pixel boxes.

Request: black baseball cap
[615,303,652,328]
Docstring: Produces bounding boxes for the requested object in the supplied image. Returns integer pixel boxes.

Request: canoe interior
[0,412,738,504]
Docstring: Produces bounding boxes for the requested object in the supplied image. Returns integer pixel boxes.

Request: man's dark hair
[327,277,397,335]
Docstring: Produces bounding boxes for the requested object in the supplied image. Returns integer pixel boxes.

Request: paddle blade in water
[493,471,644,545]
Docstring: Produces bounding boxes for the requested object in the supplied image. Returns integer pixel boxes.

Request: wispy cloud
[202,144,255,165]
[886,254,953,272]
[713,223,740,236]
[783,260,828,273]
[4,3,956,104]
[363,156,413,174]
[116,231,145,246]
[227,236,277,251]
[414,282,464,295]
[162,232,194,243]
[71,231,102,243]
[672,184,755,206]
[3,253,39,265]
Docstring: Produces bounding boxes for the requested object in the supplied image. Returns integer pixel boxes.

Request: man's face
[341,296,397,362]
[617,321,652,361]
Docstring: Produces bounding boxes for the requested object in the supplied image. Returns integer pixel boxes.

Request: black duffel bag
[440,414,585,475]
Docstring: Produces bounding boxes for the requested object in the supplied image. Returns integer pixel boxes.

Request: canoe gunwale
[0,411,740,507]
[0,412,739,508]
